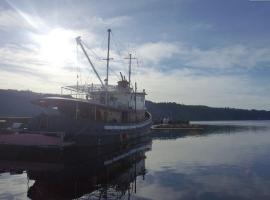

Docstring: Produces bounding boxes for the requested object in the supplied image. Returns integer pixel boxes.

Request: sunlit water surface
[1,120,270,199]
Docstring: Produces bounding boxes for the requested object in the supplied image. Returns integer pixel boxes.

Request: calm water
[1,121,270,199]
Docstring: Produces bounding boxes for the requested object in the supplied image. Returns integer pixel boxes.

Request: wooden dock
[151,124,204,130]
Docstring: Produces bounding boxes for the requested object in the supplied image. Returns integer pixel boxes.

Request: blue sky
[0,0,270,110]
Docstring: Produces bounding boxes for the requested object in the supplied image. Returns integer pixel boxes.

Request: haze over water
[1,120,270,199]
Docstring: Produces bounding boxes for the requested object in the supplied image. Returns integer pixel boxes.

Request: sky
[0,0,270,110]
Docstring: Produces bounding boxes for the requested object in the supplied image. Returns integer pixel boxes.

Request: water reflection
[0,136,152,199]
[1,121,270,200]
[138,121,270,200]
[151,123,269,140]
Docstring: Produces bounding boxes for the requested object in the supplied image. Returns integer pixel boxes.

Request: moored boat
[0,29,152,149]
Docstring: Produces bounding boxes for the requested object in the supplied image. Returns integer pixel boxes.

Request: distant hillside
[0,89,43,117]
[146,101,270,121]
[0,89,68,117]
[0,89,270,121]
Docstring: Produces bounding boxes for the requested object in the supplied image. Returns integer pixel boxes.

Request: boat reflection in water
[0,135,152,200]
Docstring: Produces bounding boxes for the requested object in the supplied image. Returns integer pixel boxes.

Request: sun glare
[34,28,77,66]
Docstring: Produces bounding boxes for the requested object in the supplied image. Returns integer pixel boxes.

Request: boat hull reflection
[0,134,152,200]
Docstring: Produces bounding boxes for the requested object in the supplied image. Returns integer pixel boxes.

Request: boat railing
[62,84,119,94]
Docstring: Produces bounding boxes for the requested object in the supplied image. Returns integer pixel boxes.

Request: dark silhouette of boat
[0,29,152,149]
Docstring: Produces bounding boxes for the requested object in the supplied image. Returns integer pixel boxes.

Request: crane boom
[76,36,104,87]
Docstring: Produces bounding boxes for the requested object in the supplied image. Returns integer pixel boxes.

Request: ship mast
[105,29,111,106]
[106,29,111,87]
[125,54,136,87]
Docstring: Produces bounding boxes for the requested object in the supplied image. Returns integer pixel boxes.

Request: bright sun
[34,28,77,66]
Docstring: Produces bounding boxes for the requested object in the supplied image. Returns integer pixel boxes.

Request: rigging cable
[77,40,102,88]
[81,40,103,61]
[111,31,130,75]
